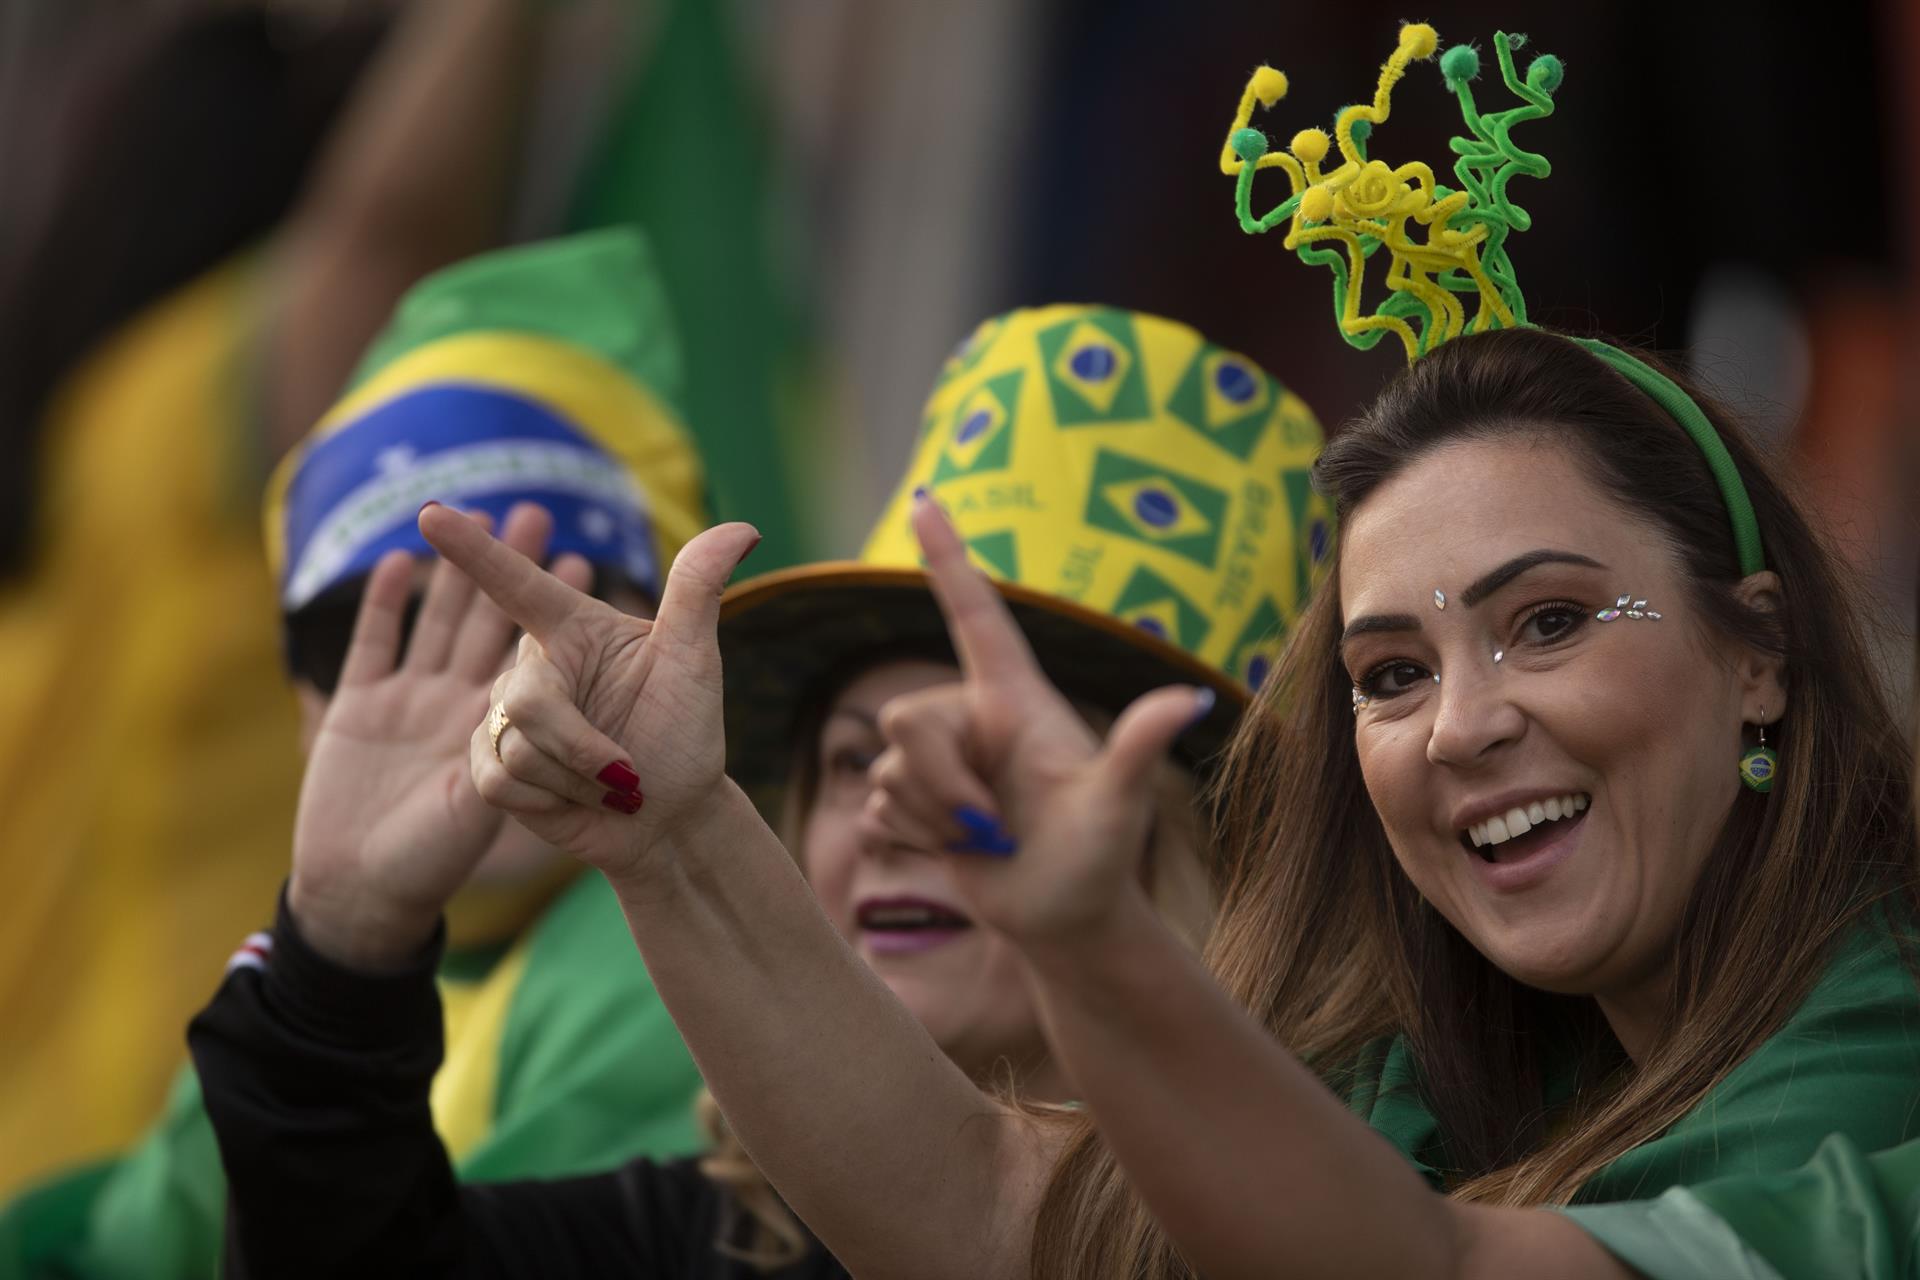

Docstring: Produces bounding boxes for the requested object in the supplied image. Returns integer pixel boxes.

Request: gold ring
[487,703,511,762]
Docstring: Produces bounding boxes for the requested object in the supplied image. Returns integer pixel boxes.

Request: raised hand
[289,504,589,969]
[419,505,761,881]
[866,493,1212,949]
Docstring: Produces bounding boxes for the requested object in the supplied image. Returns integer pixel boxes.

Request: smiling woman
[1011,324,1920,1279]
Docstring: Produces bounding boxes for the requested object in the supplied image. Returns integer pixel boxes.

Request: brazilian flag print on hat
[264,227,709,627]
[719,304,1330,797]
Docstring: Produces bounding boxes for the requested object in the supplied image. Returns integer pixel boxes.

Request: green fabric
[1348,924,1920,1204]
[348,227,687,419]
[3,875,703,1280]
[0,1163,116,1279]
[1560,1192,1788,1280]
[566,0,810,570]
[1567,1133,1920,1280]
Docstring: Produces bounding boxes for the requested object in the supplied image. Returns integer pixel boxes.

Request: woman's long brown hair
[1029,327,1919,1277]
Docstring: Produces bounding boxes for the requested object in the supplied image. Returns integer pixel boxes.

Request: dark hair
[1031,326,1918,1275]
[0,10,386,578]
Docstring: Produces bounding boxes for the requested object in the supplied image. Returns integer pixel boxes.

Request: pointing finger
[910,492,1045,693]
[420,501,602,644]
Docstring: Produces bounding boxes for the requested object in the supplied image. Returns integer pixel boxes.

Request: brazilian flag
[1084,448,1229,569]
[931,370,1023,485]
[1035,310,1152,426]
[1166,342,1276,461]
[1111,565,1211,652]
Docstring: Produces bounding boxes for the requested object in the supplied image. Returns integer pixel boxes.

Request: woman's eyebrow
[826,706,879,730]
[1340,613,1421,647]
[1460,550,1607,607]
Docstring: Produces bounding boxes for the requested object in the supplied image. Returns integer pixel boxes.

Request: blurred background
[0,0,1913,1194]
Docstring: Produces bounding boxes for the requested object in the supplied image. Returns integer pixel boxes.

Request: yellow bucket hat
[719,304,1330,794]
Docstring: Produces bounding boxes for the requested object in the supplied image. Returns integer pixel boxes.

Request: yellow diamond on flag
[1202,351,1270,428]
[1100,476,1212,542]
[944,386,1009,470]
[1049,320,1134,416]
[1121,597,1184,644]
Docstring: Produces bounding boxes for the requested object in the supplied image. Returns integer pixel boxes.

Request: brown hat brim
[717,563,1249,802]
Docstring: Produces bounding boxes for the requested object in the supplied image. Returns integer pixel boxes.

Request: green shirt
[1565,1133,1920,1279]
[0,874,704,1280]
[1345,924,1920,1202]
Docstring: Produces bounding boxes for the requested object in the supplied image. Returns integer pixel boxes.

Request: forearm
[189,895,466,1276]
[1020,891,1460,1280]
[604,781,1049,1280]
[268,0,537,451]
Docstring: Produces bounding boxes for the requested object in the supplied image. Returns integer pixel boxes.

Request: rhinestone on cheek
[1434,588,1447,610]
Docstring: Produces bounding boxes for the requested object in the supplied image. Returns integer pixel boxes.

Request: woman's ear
[1731,571,1788,721]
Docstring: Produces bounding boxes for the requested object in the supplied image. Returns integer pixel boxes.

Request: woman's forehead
[826,658,964,721]
[1336,439,1653,616]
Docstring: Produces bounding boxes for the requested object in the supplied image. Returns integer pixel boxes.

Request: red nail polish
[418,499,441,516]
[602,790,644,814]
[598,762,641,791]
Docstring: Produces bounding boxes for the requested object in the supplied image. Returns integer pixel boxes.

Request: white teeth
[1459,793,1592,850]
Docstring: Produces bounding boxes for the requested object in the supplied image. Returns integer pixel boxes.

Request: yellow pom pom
[1300,186,1334,223]
[1401,23,1439,58]
[1251,66,1289,106]
[1290,128,1330,164]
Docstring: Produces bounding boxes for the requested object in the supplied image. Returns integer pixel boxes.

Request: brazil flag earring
[1739,711,1777,793]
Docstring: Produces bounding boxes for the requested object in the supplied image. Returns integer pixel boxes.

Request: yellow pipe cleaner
[1215,22,1766,574]
[1221,23,1560,362]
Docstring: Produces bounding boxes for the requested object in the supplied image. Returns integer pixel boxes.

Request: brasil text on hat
[265,227,710,668]
[718,303,1330,801]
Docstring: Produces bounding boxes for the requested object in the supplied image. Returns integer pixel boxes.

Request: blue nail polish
[913,485,930,501]
[950,805,1017,857]
[1190,686,1217,723]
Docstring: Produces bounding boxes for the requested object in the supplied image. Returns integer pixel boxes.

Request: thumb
[653,523,762,653]
[1094,685,1216,800]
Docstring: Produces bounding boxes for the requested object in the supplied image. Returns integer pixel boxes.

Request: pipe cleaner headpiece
[1219,23,1765,575]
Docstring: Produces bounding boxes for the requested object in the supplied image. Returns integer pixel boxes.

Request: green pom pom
[1440,44,1480,84]
[1230,127,1270,162]
[1528,54,1564,94]
[1347,117,1373,145]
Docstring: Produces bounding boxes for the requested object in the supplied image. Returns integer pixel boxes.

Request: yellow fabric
[263,332,708,589]
[863,306,1329,686]
[0,259,303,1193]
[430,941,532,1163]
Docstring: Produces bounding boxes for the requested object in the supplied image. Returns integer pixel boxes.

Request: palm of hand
[296,668,501,916]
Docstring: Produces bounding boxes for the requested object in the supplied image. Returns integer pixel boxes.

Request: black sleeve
[188,889,720,1279]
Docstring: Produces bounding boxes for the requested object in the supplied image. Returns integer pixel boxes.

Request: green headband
[1219,24,1766,576]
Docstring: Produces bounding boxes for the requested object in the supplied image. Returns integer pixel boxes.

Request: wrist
[287,873,441,973]
[1018,885,1165,987]
[600,776,764,905]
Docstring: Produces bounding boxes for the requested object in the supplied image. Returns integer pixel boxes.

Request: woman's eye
[1360,661,1431,699]
[1519,604,1586,646]
[826,746,877,777]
